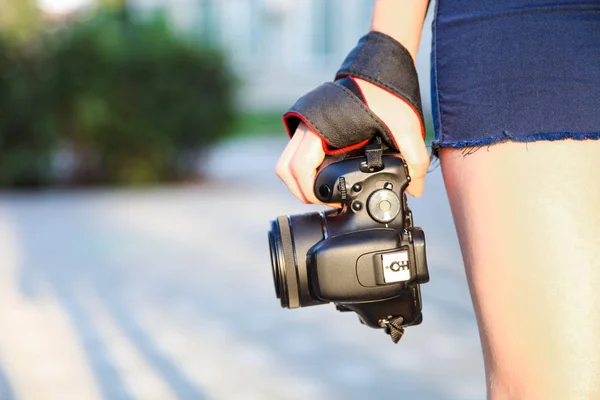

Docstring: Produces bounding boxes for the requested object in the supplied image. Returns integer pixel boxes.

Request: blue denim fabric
[430,0,600,148]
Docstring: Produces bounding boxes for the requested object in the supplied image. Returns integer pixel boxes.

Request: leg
[439,140,600,400]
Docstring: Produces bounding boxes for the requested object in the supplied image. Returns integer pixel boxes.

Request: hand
[275,77,430,205]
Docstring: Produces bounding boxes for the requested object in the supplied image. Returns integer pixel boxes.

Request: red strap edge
[322,138,371,155]
[283,111,371,155]
[281,113,294,138]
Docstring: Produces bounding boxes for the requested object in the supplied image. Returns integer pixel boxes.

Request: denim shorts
[430,0,600,149]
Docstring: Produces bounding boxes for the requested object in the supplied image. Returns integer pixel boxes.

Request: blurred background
[0,1,485,399]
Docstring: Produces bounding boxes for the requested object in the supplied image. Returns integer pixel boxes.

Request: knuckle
[297,183,314,203]
[300,190,315,204]
[290,162,305,176]
[275,162,289,179]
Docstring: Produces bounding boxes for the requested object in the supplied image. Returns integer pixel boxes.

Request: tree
[0,0,41,44]
[99,0,127,14]
[99,0,130,25]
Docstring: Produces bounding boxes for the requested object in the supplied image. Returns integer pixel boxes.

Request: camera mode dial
[367,187,401,223]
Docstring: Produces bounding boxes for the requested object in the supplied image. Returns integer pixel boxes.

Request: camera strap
[364,136,384,170]
[282,31,425,155]
[384,316,406,344]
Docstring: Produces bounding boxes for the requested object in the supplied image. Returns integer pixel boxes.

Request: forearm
[370,0,430,61]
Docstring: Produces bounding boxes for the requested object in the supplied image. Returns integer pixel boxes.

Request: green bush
[0,39,59,187]
[52,11,237,185]
[0,9,237,187]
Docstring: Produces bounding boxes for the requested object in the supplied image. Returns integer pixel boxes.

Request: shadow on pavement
[11,197,208,400]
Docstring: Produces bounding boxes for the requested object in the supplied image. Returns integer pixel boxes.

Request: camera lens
[268,213,327,309]
[268,227,282,299]
[268,218,296,308]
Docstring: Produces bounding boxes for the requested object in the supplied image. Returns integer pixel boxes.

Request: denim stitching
[431,130,600,150]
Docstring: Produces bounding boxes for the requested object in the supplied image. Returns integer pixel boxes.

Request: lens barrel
[268,218,298,308]
[267,213,326,309]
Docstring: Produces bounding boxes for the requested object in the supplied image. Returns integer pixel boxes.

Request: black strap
[283,31,423,153]
[336,31,424,125]
[336,76,366,102]
[284,81,396,151]
[385,316,406,344]
[364,137,384,170]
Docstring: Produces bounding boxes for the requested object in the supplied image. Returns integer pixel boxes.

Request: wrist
[370,0,430,62]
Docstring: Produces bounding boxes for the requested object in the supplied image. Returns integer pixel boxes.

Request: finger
[393,131,430,197]
[275,126,310,203]
[353,77,430,197]
[288,128,327,205]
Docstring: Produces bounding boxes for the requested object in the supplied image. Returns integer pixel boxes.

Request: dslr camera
[267,146,429,343]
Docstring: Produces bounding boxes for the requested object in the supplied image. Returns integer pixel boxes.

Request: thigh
[439,140,600,399]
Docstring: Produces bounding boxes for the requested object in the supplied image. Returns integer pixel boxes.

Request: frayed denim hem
[431,130,600,158]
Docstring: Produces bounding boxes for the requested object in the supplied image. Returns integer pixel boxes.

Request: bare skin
[276,1,600,398]
[441,141,600,399]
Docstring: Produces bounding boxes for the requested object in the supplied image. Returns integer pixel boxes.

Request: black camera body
[268,151,429,342]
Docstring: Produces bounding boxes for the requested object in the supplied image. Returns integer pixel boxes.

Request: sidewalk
[0,136,485,400]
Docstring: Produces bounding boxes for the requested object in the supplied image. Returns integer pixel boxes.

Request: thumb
[354,77,430,197]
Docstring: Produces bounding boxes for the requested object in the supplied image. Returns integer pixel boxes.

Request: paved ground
[0,136,486,400]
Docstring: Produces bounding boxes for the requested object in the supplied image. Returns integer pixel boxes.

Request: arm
[371,0,430,61]
[354,0,431,196]
[276,1,431,203]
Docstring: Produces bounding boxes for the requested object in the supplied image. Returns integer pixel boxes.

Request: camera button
[351,201,363,211]
[367,189,401,223]
[379,200,391,212]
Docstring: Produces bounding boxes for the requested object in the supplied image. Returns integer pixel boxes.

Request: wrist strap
[283,79,395,154]
[336,31,424,127]
[283,31,424,154]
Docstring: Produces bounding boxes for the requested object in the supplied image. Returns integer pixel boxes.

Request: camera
[267,147,429,343]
